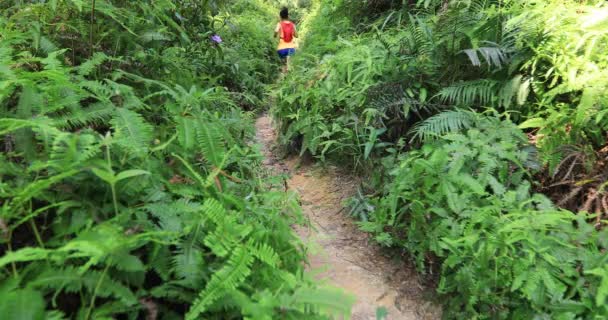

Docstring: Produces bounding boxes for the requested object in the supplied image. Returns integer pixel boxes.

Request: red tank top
[281,21,294,42]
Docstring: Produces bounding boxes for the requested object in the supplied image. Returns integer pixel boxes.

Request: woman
[275,7,298,73]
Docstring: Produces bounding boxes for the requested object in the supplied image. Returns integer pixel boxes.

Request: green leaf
[91,168,116,185]
[13,170,79,205]
[111,108,153,155]
[419,87,427,103]
[68,0,84,11]
[518,118,545,129]
[376,306,388,320]
[0,247,52,269]
[115,169,150,182]
[458,174,486,195]
[186,247,254,319]
[177,117,197,151]
[0,289,46,320]
[196,122,226,167]
[585,267,608,305]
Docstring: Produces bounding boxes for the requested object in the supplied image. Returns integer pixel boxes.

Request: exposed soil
[255,114,441,320]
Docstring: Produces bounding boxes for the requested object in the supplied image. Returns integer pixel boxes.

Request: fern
[172,247,205,285]
[461,44,510,69]
[110,108,153,156]
[177,117,197,151]
[196,119,226,167]
[82,269,138,306]
[439,79,501,106]
[249,240,280,268]
[11,169,80,207]
[285,287,354,317]
[54,103,116,130]
[0,247,52,269]
[410,109,476,142]
[186,247,254,319]
[77,52,109,76]
[0,288,46,320]
[48,132,100,170]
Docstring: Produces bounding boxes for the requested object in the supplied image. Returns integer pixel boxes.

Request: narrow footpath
[255,115,441,320]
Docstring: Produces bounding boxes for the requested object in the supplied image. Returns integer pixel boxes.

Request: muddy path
[255,115,441,320]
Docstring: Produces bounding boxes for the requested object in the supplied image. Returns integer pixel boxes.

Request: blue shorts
[277,48,296,58]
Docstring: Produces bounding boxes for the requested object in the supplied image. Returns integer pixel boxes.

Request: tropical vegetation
[3,0,608,319]
[0,0,352,318]
[274,0,608,318]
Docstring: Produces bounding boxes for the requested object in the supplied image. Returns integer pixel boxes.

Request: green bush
[275,2,608,316]
[363,114,608,318]
[275,0,608,174]
[0,1,353,318]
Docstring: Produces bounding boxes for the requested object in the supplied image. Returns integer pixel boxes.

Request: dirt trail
[255,115,441,320]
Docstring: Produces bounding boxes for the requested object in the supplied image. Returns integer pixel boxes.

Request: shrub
[363,114,608,318]
[0,1,353,318]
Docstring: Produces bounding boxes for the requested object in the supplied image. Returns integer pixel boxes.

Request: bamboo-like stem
[89,0,96,58]
[7,233,18,278]
[29,200,45,248]
[105,143,119,217]
[84,262,110,320]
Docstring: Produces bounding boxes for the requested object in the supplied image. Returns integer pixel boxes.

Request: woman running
[275,7,297,73]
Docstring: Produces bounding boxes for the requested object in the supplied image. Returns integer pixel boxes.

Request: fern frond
[110,108,153,155]
[0,288,46,320]
[48,132,100,170]
[201,199,252,258]
[0,247,52,269]
[145,202,183,233]
[0,117,59,136]
[111,252,145,272]
[186,247,254,319]
[147,245,172,281]
[140,30,171,43]
[172,247,205,285]
[55,102,115,130]
[439,80,500,106]
[16,83,43,118]
[201,198,227,226]
[83,269,138,306]
[196,120,226,167]
[77,52,109,76]
[30,266,86,294]
[284,287,354,318]
[149,282,195,301]
[461,44,509,68]
[80,80,113,104]
[248,240,280,268]
[11,169,79,206]
[410,110,476,142]
[177,117,197,151]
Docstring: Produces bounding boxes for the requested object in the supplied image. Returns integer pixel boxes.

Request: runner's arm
[274,23,281,38]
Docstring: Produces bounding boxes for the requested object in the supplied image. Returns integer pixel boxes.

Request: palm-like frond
[196,120,226,168]
[55,102,115,130]
[461,43,509,68]
[48,132,100,170]
[409,109,476,142]
[110,108,153,155]
[439,79,500,106]
[439,75,530,109]
[186,247,254,319]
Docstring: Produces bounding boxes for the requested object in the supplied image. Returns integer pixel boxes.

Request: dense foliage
[0,0,353,318]
[3,0,608,318]
[364,114,608,318]
[274,0,608,318]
